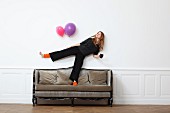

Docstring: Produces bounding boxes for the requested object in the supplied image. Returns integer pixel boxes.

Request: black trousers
[49,46,85,82]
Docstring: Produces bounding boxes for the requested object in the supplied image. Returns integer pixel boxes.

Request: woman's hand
[93,54,104,58]
[93,55,100,58]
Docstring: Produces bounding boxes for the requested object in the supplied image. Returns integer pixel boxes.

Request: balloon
[56,26,64,37]
[64,23,76,37]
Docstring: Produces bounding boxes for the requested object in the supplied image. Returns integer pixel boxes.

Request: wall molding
[1,67,170,71]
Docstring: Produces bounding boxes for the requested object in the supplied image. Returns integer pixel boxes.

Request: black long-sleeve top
[78,38,99,56]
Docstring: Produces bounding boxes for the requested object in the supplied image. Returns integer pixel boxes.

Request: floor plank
[0,104,170,113]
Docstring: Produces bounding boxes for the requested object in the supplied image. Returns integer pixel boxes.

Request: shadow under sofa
[32,67,113,106]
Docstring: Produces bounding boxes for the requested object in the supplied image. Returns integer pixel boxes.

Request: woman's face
[95,32,102,39]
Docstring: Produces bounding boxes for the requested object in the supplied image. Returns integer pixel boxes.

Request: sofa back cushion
[88,70,107,85]
[39,68,72,85]
[39,70,58,85]
[78,70,89,85]
[56,69,90,85]
[56,68,72,84]
[38,68,107,85]
[38,68,90,85]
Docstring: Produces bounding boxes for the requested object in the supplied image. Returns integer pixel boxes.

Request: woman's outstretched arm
[93,54,104,58]
[72,43,80,47]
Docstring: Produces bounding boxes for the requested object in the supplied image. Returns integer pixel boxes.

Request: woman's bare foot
[39,52,44,58]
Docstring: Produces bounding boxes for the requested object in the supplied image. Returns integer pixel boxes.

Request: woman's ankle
[40,52,50,58]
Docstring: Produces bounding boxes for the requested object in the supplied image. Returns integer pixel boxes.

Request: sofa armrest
[107,70,113,87]
[33,69,39,85]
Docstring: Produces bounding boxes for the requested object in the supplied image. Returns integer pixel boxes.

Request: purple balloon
[64,23,76,37]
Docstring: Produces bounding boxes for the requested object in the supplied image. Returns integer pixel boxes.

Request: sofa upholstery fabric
[32,67,113,106]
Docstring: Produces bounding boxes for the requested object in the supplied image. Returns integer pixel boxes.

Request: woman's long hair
[92,31,105,51]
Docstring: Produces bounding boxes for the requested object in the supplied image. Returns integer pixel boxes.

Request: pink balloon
[56,26,64,37]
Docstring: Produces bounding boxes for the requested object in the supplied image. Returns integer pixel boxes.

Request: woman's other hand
[93,55,100,58]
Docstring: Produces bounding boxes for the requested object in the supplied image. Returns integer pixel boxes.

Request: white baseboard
[113,98,170,105]
[0,98,32,104]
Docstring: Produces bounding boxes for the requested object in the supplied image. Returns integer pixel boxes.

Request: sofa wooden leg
[109,98,113,107]
[108,98,110,105]
[71,98,74,107]
[32,97,37,106]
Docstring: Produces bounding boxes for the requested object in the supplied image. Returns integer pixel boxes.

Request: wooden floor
[0,104,170,113]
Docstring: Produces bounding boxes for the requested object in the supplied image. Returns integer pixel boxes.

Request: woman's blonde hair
[92,31,105,51]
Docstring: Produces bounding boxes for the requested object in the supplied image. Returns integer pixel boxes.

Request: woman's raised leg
[40,46,79,62]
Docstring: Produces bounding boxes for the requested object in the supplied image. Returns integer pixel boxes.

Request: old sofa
[32,67,113,106]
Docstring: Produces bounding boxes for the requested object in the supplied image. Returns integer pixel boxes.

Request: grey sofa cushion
[36,84,112,92]
[39,70,68,85]
[56,68,72,77]
[39,69,89,85]
[38,69,108,85]
[46,68,90,85]
[56,69,71,85]
[78,70,90,85]
[39,70,58,85]
[88,70,107,85]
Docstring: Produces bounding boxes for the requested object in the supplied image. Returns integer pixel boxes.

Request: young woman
[40,31,105,86]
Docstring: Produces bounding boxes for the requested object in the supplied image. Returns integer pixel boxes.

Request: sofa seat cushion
[36,85,112,92]
[35,91,111,98]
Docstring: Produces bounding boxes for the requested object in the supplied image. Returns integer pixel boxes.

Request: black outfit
[78,38,99,56]
[49,38,99,82]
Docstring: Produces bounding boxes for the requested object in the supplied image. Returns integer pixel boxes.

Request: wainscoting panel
[0,69,33,103]
[121,74,140,96]
[0,68,170,104]
[144,74,156,96]
[112,69,170,104]
[160,74,170,97]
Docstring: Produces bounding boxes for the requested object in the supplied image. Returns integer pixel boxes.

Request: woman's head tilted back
[92,31,105,51]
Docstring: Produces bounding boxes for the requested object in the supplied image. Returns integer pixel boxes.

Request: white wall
[0,0,170,104]
[0,0,170,69]
[111,0,170,69]
[0,0,114,68]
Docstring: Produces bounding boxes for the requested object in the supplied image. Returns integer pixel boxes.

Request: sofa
[32,67,113,106]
